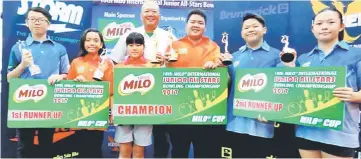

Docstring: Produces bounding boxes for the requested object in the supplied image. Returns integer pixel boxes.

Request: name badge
[179,48,188,54]
[77,66,85,73]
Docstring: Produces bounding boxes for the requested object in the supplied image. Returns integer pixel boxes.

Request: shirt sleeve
[66,59,78,80]
[109,33,128,64]
[227,63,235,91]
[103,60,114,96]
[59,46,70,74]
[228,63,235,79]
[213,45,221,63]
[206,43,220,63]
[7,45,20,73]
[355,60,361,90]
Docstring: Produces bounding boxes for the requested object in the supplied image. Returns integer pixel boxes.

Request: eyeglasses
[27,18,49,24]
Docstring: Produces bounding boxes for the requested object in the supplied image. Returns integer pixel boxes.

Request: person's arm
[212,45,221,64]
[203,44,219,69]
[66,60,78,80]
[103,61,114,125]
[7,45,30,80]
[103,60,114,97]
[59,47,70,76]
[333,60,361,103]
[227,64,234,87]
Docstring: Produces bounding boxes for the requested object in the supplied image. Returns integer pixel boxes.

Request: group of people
[6,0,361,159]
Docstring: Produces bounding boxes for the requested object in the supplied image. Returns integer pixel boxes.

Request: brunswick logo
[14,84,47,103]
[102,22,135,41]
[311,0,361,43]
[118,73,155,96]
[238,73,267,92]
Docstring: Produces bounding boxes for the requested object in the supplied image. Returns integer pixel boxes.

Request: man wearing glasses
[7,7,69,158]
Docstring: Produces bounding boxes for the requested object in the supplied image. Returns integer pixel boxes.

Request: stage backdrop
[213,1,361,54]
[91,1,214,50]
[2,0,361,158]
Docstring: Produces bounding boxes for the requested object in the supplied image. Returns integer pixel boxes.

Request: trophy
[150,31,161,64]
[221,32,232,65]
[18,40,41,76]
[93,48,108,81]
[167,26,178,62]
[280,35,295,63]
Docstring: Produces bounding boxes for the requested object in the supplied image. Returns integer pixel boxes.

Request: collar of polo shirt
[308,41,349,56]
[239,41,270,53]
[25,34,55,46]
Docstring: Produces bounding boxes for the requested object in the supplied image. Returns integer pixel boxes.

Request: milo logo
[14,84,47,103]
[238,73,267,92]
[118,73,155,96]
[102,22,135,41]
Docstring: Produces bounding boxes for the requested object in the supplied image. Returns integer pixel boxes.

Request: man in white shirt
[109,1,175,158]
[109,1,176,64]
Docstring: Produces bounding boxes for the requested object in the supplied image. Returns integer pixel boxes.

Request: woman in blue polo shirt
[283,7,361,158]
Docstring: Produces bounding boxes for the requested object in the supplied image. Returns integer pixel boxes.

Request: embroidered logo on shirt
[302,62,311,67]
[77,66,85,73]
[179,48,188,54]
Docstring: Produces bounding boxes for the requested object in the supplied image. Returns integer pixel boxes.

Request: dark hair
[126,32,145,45]
[79,28,106,57]
[242,13,266,27]
[25,7,52,22]
[186,9,207,24]
[313,7,344,41]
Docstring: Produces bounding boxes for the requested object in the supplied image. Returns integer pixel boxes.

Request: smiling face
[127,43,144,59]
[186,14,206,39]
[241,18,267,46]
[141,3,160,29]
[84,32,103,55]
[312,10,344,43]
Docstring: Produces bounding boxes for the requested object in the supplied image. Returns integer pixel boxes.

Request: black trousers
[169,125,224,158]
[16,128,54,158]
[220,130,274,158]
[153,125,170,158]
[75,130,104,158]
[272,123,300,158]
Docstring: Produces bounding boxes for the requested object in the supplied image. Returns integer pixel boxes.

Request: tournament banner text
[8,79,110,128]
[113,68,228,124]
[233,67,346,130]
